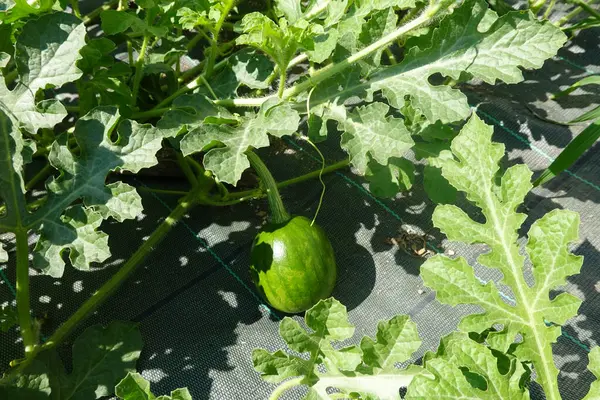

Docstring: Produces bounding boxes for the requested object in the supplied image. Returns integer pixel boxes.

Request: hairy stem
[568,0,600,21]
[25,165,53,191]
[246,150,290,224]
[557,0,593,26]
[278,71,287,98]
[198,158,350,206]
[132,22,152,107]
[529,0,547,13]
[175,152,198,186]
[15,228,35,354]
[305,0,331,19]
[205,0,237,78]
[178,60,206,83]
[70,0,81,18]
[543,0,557,19]
[138,187,189,196]
[153,57,229,110]
[269,378,304,400]
[82,0,119,25]
[187,28,212,51]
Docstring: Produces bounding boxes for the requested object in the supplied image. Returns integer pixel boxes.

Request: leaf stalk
[205,0,237,78]
[15,228,35,354]
[245,150,290,224]
[132,33,151,107]
[268,377,304,400]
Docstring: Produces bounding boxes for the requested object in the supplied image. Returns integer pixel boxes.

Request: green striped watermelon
[250,216,337,314]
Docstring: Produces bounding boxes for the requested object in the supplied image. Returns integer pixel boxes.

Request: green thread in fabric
[0,268,16,298]
[555,56,598,75]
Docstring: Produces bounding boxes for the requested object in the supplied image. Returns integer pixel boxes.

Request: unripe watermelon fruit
[250,216,337,314]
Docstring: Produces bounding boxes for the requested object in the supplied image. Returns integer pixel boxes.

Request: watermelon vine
[0,0,598,398]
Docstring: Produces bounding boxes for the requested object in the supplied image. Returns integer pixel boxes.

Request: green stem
[543,0,557,19]
[154,57,229,109]
[186,29,211,51]
[178,60,206,83]
[558,0,593,25]
[70,0,81,18]
[205,0,237,78]
[185,156,203,175]
[39,196,197,352]
[132,29,152,107]
[245,150,290,224]
[283,6,441,99]
[278,70,287,98]
[26,164,53,191]
[562,17,600,31]
[267,54,308,87]
[0,164,54,215]
[196,158,350,206]
[276,159,348,191]
[15,228,35,354]
[384,48,397,65]
[199,75,218,100]
[530,0,547,13]
[569,0,600,20]
[269,377,304,400]
[64,105,79,114]
[137,187,189,196]
[82,0,119,25]
[127,41,134,66]
[304,0,331,19]
[175,152,198,186]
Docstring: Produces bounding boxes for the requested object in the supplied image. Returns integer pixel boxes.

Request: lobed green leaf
[420,113,583,397]
[406,332,530,399]
[254,298,424,399]
[0,12,86,133]
[367,0,567,124]
[0,322,143,399]
[180,99,300,185]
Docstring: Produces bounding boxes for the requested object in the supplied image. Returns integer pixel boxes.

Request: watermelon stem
[247,150,291,224]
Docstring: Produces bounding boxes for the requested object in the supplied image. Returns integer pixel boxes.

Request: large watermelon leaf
[420,113,583,399]
[0,13,86,133]
[0,105,176,277]
[0,322,143,400]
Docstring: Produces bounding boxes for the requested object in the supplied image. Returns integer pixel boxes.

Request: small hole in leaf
[491,348,511,375]
[459,367,488,391]
[108,128,120,144]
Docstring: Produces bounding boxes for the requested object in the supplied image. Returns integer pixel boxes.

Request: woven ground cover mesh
[1,5,600,400]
